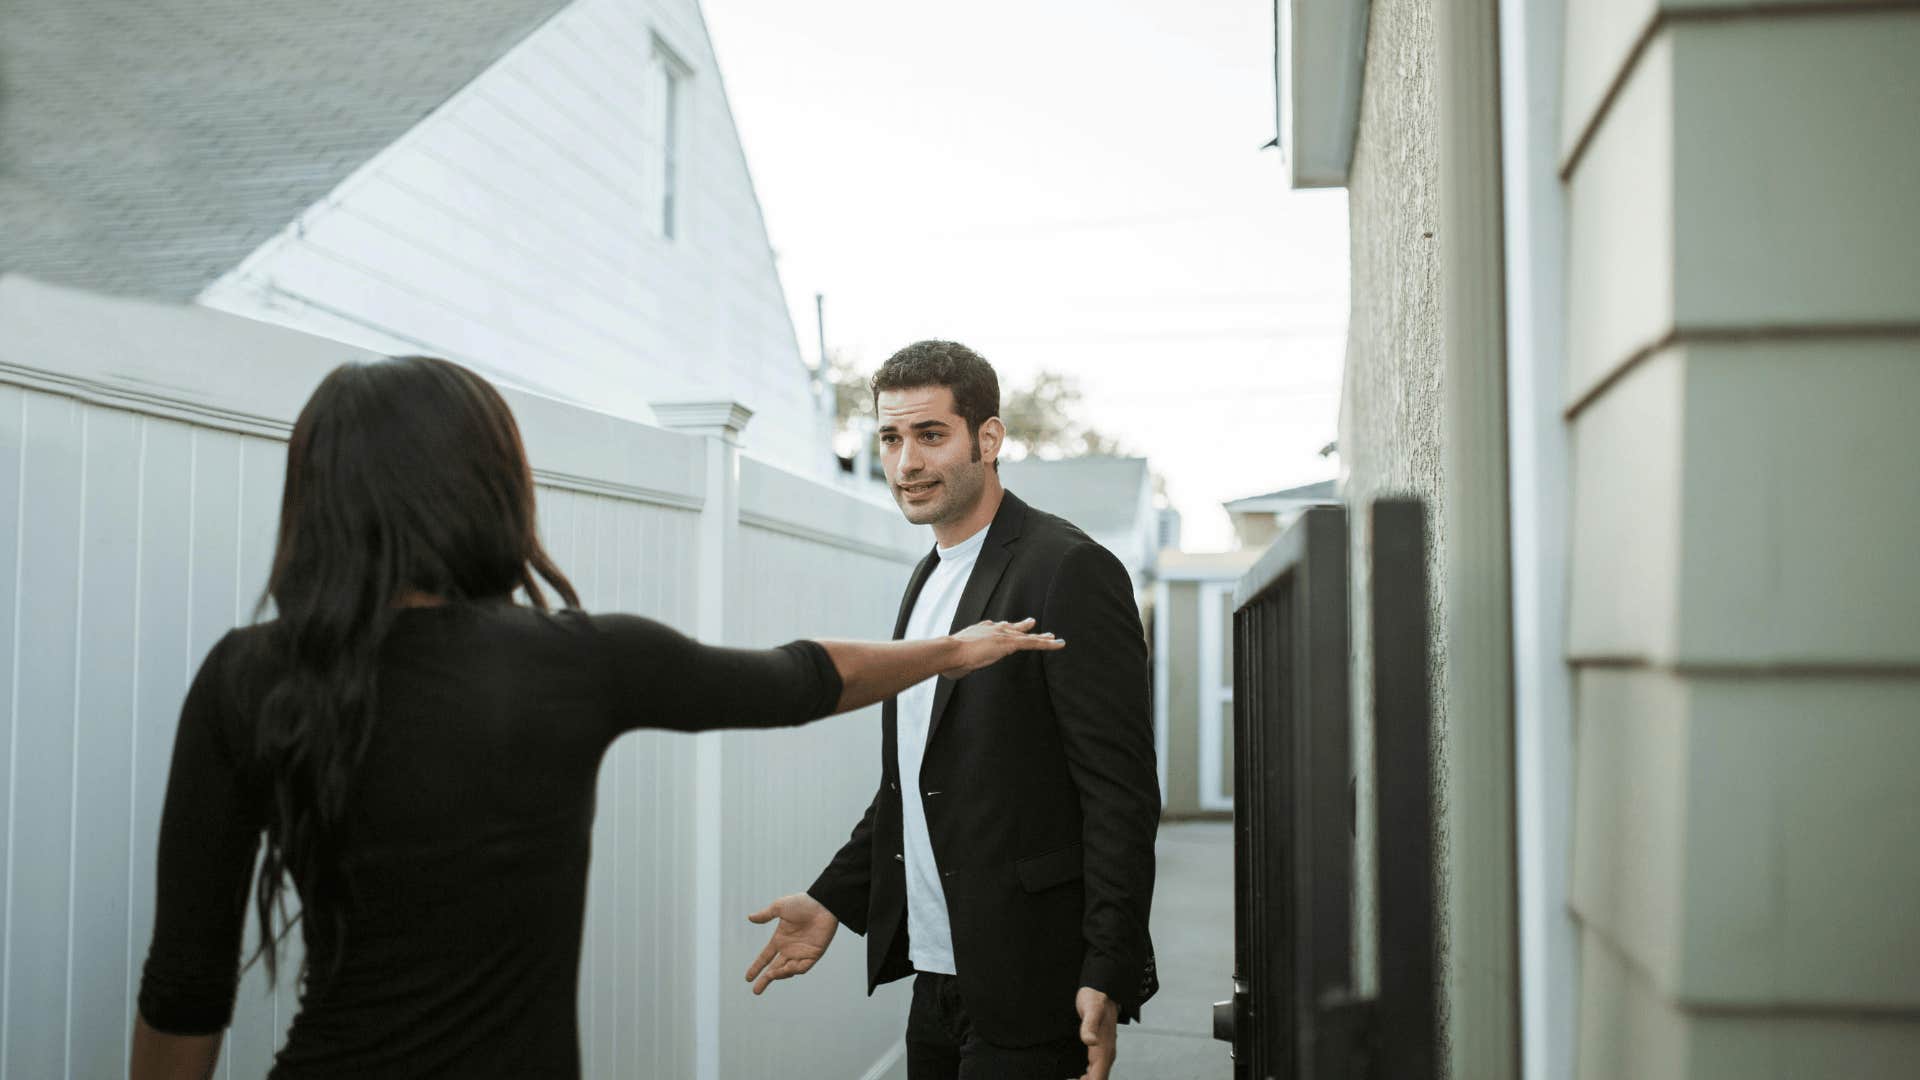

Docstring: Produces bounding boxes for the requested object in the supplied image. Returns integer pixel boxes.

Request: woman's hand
[941,617,1064,679]
[820,620,1065,713]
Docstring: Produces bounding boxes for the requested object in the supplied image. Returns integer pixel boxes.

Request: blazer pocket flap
[1016,843,1084,892]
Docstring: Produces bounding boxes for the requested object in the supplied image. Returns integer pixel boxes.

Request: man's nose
[896,440,921,475]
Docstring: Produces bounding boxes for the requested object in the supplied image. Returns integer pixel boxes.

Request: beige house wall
[1163,580,1205,818]
[1158,576,1235,820]
[1562,4,1920,1075]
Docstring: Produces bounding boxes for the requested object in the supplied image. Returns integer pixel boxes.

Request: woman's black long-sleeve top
[136,600,843,1078]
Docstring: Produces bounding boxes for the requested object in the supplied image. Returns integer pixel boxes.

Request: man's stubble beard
[899,458,988,528]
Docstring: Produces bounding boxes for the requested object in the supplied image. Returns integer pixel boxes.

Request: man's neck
[932,479,1004,548]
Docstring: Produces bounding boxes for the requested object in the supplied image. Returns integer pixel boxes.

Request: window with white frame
[652,35,691,240]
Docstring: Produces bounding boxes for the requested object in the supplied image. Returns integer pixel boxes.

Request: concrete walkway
[1116,820,1234,1079]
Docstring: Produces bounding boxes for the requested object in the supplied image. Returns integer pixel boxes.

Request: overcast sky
[702,0,1349,552]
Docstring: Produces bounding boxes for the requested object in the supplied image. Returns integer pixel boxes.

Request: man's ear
[978,416,1006,464]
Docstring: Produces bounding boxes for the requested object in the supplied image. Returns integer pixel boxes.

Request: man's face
[876,385,996,527]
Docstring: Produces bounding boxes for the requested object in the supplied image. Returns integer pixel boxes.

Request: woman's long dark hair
[250,356,578,981]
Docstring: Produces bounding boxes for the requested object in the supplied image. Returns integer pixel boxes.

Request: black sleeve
[807,783,882,935]
[1040,542,1160,1016]
[137,630,263,1036]
[592,613,844,735]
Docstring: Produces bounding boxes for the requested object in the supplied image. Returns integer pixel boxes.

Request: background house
[998,456,1159,596]
[0,0,836,477]
[1221,478,1340,551]
[1153,549,1254,819]
[1276,1,1920,1077]
[1153,480,1332,819]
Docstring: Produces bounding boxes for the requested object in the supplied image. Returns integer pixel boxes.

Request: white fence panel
[716,459,927,1080]
[0,277,930,1078]
[541,488,704,1080]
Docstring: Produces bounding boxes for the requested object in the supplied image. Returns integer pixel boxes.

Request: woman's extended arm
[599,615,1063,735]
[817,617,1062,713]
[131,1014,222,1080]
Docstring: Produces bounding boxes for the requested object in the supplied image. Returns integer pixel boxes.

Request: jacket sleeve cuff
[806,877,868,937]
[1080,949,1157,1021]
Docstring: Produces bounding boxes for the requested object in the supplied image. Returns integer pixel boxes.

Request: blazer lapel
[926,491,1029,746]
[884,548,941,781]
[893,548,941,640]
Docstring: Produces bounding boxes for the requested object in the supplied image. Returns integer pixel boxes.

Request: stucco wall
[1337,0,1449,1011]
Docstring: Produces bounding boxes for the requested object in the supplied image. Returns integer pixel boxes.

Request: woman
[131,356,1061,1078]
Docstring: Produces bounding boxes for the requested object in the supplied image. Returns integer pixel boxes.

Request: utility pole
[814,292,829,376]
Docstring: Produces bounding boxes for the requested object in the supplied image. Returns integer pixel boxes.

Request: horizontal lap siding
[1562,7,1920,1076]
[199,0,826,476]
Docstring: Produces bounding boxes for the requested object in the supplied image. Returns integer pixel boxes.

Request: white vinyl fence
[0,276,925,1079]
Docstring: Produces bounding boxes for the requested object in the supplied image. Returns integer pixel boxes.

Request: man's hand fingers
[745,938,780,982]
[746,903,778,925]
[752,952,813,995]
[750,955,784,995]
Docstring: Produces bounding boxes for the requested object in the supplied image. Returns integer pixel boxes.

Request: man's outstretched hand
[745,893,839,994]
[1076,986,1119,1080]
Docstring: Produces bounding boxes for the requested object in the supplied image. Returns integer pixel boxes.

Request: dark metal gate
[1213,501,1438,1079]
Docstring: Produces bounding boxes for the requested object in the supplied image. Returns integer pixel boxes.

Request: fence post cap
[652,400,754,444]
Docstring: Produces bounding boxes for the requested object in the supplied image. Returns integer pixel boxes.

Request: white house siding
[0,278,925,1077]
[196,0,833,479]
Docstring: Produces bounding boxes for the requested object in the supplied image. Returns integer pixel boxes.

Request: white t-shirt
[896,521,990,975]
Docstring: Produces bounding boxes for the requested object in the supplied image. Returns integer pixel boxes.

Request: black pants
[905,973,1089,1080]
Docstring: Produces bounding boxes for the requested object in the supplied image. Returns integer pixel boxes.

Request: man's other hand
[1076,986,1118,1080]
[745,893,839,994]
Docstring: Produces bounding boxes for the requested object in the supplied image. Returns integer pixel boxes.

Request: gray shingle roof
[1224,478,1338,510]
[0,0,569,302]
[1000,456,1152,537]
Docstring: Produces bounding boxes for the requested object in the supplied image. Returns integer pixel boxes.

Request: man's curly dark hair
[870,341,1001,469]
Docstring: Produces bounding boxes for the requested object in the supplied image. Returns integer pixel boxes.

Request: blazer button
[889,781,898,791]
[894,853,904,862]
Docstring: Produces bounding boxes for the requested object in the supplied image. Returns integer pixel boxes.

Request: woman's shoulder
[413,601,683,655]
[210,621,280,684]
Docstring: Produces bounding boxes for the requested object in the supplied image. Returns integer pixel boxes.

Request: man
[745,341,1159,1080]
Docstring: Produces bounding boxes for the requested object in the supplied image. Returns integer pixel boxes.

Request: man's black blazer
[808,490,1160,1046]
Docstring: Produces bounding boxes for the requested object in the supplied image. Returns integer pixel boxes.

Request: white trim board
[1498,0,1579,1075]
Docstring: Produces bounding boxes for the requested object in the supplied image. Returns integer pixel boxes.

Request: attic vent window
[653,35,692,241]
